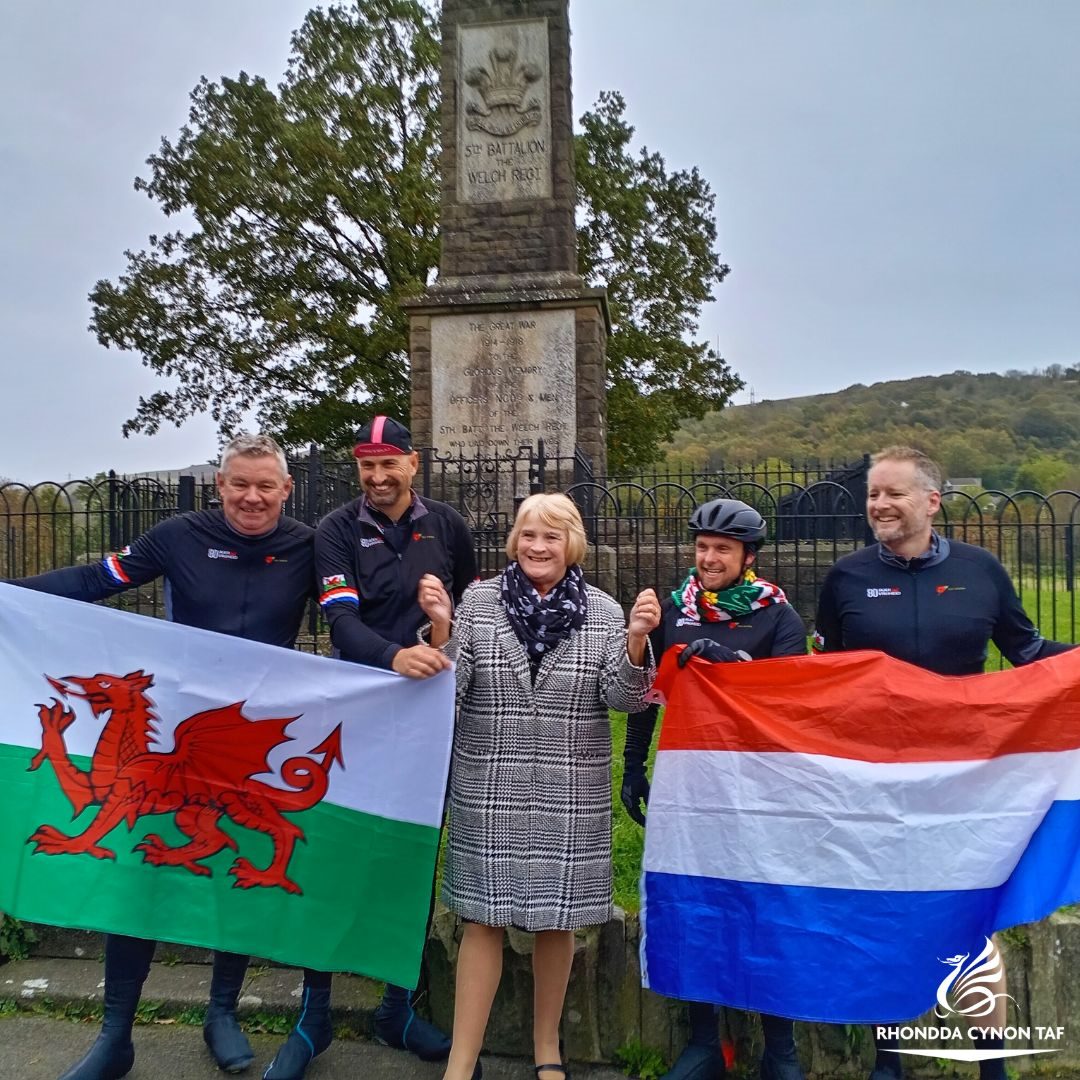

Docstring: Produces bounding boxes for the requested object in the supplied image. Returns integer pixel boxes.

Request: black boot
[869,1026,904,1079]
[760,1014,804,1080]
[59,934,154,1080]
[203,950,254,1073]
[373,983,451,1061]
[263,970,333,1080]
[660,1002,725,1080]
[972,1033,1006,1080]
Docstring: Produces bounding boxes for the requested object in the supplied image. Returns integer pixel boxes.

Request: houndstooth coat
[441,575,654,931]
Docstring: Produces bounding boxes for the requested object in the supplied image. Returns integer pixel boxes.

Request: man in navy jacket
[815,445,1074,1080]
[10,434,313,1080]
[282,416,476,1077]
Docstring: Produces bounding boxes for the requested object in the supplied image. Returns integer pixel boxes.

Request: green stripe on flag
[0,743,440,987]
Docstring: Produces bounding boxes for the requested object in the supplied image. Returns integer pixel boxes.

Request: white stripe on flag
[644,747,1080,892]
[0,583,454,829]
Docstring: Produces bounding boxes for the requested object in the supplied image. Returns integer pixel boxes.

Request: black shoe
[761,1048,804,1080]
[869,1068,904,1080]
[660,1043,725,1080]
[58,1034,135,1080]
[263,984,333,1080]
[373,993,451,1061]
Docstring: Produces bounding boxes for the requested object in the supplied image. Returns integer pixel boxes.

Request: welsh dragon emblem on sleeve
[26,670,344,895]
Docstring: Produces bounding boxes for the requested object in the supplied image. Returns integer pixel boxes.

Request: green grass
[610,711,655,913]
[987,584,1079,669]
[613,1038,669,1079]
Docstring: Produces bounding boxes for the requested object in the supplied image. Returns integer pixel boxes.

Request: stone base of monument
[407,279,609,481]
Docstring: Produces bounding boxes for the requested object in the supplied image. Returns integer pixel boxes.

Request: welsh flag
[0,583,453,987]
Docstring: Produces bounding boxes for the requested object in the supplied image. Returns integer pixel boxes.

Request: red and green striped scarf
[672,568,788,624]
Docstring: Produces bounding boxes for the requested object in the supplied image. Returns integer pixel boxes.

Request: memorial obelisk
[406,0,608,474]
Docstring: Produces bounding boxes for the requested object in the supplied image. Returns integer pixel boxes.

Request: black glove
[621,765,650,827]
[621,706,658,827]
[677,638,745,668]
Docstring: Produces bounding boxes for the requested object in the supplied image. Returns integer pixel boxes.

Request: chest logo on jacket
[935,584,966,595]
[360,536,384,548]
[866,586,902,598]
[207,548,239,560]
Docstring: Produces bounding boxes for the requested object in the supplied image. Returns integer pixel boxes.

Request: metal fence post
[573,446,596,542]
[107,470,120,551]
[307,443,321,526]
[1067,526,1075,592]
[530,438,546,494]
[177,475,195,513]
[854,453,873,546]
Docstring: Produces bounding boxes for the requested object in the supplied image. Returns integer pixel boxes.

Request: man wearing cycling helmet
[622,498,808,1080]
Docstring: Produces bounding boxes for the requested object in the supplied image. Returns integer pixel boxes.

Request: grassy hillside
[666,367,1080,490]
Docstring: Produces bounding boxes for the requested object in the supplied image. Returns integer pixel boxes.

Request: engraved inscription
[458,20,552,203]
[431,310,576,457]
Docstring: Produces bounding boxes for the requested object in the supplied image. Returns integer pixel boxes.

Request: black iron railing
[3,449,1078,653]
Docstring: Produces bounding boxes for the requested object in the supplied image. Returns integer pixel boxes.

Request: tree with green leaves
[91,0,737,472]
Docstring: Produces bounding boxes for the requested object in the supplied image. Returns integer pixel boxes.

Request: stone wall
[423,907,1080,1076]
[574,305,607,471]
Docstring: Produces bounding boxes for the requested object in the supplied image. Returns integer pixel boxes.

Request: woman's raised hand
[628,588,661,638]
[418,573,453,626]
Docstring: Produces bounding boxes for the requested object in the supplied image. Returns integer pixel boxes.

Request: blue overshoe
[58,1034,135,1080]
[263,984,333,1080]
[373,988,450,1061]
[204,950,254,1073]
[761,1046,804,1080]
[204,1010,255,1073]
[659,1043,725,1080]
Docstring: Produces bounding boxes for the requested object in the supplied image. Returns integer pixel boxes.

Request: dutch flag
[640,647,1080,1023]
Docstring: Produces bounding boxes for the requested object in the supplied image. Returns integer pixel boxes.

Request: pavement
[0,1015,630,1080]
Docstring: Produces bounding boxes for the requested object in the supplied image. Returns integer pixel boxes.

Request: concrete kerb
[9,907,1080,1075]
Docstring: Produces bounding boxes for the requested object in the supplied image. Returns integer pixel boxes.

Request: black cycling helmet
[688,498,767,549]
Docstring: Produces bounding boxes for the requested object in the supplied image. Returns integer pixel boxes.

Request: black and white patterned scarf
[501,561,588,664]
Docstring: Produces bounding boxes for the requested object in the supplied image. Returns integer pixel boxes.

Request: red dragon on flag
[26,670,343,895]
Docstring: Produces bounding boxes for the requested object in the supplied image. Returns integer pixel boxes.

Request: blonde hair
[871,445,943,493]
[506,493,588,565]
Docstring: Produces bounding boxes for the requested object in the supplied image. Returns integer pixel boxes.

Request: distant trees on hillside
[667,369,1080,492]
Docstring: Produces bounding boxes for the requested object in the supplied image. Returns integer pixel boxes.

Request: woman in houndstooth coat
[420,493,661,1080]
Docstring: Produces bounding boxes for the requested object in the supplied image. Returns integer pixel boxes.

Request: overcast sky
[2,1,1078,480]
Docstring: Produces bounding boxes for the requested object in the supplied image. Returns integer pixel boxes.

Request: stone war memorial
[406,0,608,476]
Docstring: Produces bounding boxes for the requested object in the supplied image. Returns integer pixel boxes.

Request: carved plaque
[457,19,552,204]
[431,310,576,457]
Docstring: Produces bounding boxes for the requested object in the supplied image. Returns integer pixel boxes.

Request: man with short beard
[814,445,1074,1080]
[266,415,476,1080]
